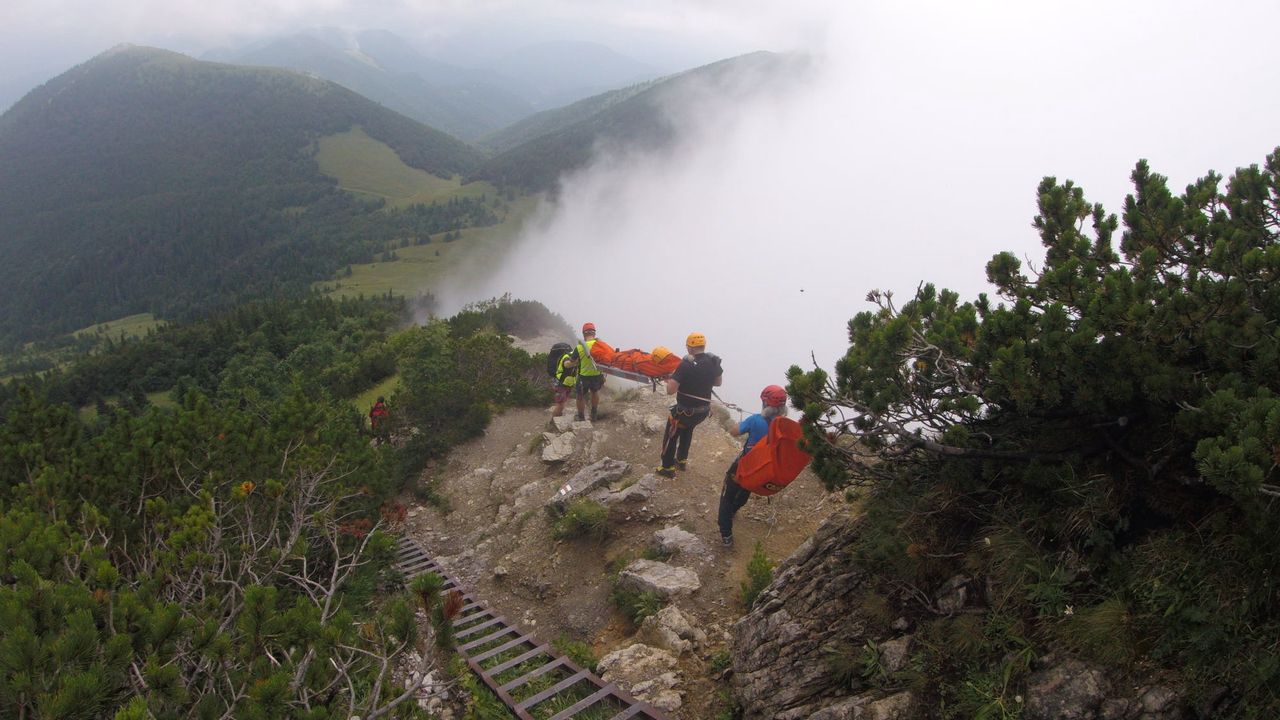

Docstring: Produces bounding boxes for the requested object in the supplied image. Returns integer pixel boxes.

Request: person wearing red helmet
[717,384,789,546]
[574,322,605,421]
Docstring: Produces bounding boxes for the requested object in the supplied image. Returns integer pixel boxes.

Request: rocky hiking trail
[400,380,842,718]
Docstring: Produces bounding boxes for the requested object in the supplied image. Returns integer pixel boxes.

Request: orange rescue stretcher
[587,340,682,387]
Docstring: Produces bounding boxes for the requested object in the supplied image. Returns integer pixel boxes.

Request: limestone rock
[1135,685,1185,719]
[729,512,871,719]
[617,559,701,598]
[541,431,575,463]
[598,643,682,712]
[1023,657,1111,720]
[550,415,575,432]
[546,457,630,512]
[933,574,970,614]
[622,408,645,427]
[590,474,657,508]
[643,414,667,434]
[878,635,912,675]
[803,690,919,720]
[636,605,707,656]
[653,525,710,559]
[1100,685,1186,720]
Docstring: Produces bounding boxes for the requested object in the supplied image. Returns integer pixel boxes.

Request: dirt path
[401,381,841,718]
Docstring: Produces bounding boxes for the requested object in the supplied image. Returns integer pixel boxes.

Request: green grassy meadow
[318,194,538,299]
[74,313,164,341]
[316,127,495,208]
[1,313,164,383]
[313,125,540,300]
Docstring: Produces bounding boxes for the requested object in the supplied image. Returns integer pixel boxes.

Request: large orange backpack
[735,417,812,496]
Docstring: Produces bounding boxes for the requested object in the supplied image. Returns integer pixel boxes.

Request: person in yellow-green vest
[575,322,605,421]
[551,349,578,419]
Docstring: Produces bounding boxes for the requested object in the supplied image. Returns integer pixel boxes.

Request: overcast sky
[0,0,778,109]
[3,1,1278,408]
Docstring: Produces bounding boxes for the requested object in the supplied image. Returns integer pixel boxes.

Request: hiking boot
[721,535,734,547]
[655,466,676,479]
[589,408,598,421]
[575,412,585,421]
[674,460,688,472]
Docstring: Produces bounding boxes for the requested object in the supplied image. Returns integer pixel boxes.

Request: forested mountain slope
[0,45,487,346]
[476,77,662,155]
[472,51,807,191]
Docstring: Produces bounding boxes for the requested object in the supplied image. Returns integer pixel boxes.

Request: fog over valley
[440,0,1280,406]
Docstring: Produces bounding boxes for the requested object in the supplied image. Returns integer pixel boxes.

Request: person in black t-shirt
[656,332,723,478]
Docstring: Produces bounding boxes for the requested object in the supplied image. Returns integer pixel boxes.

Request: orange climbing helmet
[685,332,706,348]
[582,322,596,335]
[761,385,788,407]
[651,346,672,362]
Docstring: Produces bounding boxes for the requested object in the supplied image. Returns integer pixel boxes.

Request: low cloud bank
[441,1,1280,407]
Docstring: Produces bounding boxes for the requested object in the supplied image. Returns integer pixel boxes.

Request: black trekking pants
[718,457,751,539]
[660,403,709,468]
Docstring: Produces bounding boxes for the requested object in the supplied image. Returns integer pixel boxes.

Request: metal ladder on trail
[395,536,670,720]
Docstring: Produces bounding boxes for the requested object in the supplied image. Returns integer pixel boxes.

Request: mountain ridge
[0,45,489,344]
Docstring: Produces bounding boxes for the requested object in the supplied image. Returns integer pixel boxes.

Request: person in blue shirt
[718,384,789,546]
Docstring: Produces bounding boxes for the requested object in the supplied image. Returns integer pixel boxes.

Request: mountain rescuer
[369,396,390,444]
[552,346,579,419]
[656,332,723,478]
[575,322,605,421]
[717,385,788,545]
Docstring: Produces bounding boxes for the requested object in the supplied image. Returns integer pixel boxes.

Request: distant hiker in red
[718,385,789,546]
[656,332,722,478]
[575,322,605,421]
[369,396,390,444]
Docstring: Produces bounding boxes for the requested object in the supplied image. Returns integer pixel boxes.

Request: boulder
[878,635,912,675]
[643,414,667,434]
[541,431,576,463]
[729,512,871,718]
[617,559,701,598]
[1099,685,1186,720]
[802,690,919,720]
[550,415,575,432]
[653,525,710,559]
[546,457,630,513]
[636,605,708,656]
[1023,657,1111,720]
[933,574,970,614]
[598,643,682,712]
[590,474,658,508]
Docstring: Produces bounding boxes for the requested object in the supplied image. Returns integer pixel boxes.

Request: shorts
[576,374,604,397]
[553,384,572,403]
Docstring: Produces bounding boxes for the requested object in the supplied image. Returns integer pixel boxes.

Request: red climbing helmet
[761,385,788,407]
[582,322,596,335]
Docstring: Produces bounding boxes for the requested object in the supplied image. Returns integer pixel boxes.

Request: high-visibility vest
[577,339,602,377]
[556,354,577,386]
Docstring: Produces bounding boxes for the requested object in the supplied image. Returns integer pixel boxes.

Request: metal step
[393,535,668,720]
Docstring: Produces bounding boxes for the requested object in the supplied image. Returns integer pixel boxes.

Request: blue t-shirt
[738,414,772,452]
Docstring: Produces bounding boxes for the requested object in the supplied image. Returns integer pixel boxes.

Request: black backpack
[547,342,573,378]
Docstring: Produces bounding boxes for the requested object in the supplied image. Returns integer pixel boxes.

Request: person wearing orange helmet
[575,322,605,421]
[656,332,723,478]
[717,384,789,546]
